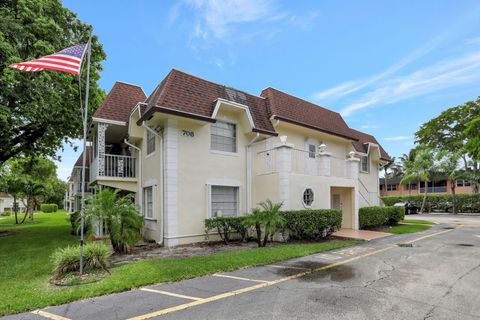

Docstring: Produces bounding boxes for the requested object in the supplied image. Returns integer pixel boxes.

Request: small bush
[204,216,247,244]
[359,206,405,229]
[69,212,92,236]
[40,204,58,213]
[51,242,112,279]
[381,194,480,213]
[281,209,342,240]
[1,211,12,216]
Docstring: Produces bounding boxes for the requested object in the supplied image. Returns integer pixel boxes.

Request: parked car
[394,201,419,215]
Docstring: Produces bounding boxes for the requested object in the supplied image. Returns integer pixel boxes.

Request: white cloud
[340,51,480,116]
[360,124,381,129]
[383,136,412,141]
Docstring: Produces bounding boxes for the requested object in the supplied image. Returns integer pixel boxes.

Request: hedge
[40,204,58,213]
[204,216,247,244]
[280,209,342,240]
[359,206,404,229]
[381,193,480,213]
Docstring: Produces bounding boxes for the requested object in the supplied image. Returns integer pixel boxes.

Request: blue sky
[57,0,480,180]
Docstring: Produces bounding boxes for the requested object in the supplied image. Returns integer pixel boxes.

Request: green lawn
[401,219,436,225]
[387,224,431,234]
[0,211,360,316]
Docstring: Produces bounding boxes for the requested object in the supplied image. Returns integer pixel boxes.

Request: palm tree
[437,151,463,214]
[0,175,27,224]
[401,148,435,213]
[258,199,284,246]
[85,188,143,253]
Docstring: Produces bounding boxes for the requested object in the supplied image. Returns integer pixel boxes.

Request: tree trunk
[451,182,457,215]
[420,183,427,214]
[13,194,19,225]
[255,223,262,247]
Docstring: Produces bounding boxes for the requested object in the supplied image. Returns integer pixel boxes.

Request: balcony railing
[90,154,137,181]
[419,186,447,193]
[254,148,349,179]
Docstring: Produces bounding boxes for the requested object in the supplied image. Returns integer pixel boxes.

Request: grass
[401,219,436,225]
[387,224,431,234]
[0,211,360,316]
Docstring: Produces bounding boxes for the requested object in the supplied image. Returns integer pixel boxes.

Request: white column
[163,119,179,247]
[275,144,293,210]
[97,123,108,176]
[317,152,332,176]
[346,152,361,230]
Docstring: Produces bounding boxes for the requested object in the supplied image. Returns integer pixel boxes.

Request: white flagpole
[79,34,92,276]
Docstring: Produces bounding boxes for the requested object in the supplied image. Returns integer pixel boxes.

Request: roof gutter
[137,105,216,126]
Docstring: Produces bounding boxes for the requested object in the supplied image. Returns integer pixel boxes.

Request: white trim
[210,150,239,157]
[212,99,255,129]
[143,179,156,220]
[92,117,126,126]
[210,119,239,155]
[206,178,241,187]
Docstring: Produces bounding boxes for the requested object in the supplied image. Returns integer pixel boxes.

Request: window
[211,186,238,217]
[360,155,370,173]
[457,180,471,187]
[303,188,314,207]
[407,183,417,190]
[146,130,155,155]
[387,184,397,191]
[143,186,153,219]
[308,144,316,158]
[211,121,237,153]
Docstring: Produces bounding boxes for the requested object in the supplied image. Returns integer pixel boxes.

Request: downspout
[142,123,164,245]
[246,133,260,213]
[124,138,142,212]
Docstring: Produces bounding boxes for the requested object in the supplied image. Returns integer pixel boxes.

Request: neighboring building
[64,147,92,213]
[380,175,474,196]
[0,192,26,213]
[70,69,391,246]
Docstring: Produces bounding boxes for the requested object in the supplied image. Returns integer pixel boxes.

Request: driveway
[4,216,480,320]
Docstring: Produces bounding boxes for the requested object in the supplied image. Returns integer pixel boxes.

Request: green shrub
[204,216,247,244]
[280,209,342,240]
[69,211,92,236]
[381,193,480,213]
[40,204,58,213]
[1,211,12,216]
[51,242,112,279]
[359,206,405,229]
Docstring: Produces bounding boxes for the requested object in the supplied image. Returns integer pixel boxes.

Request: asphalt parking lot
[4,214,480,320]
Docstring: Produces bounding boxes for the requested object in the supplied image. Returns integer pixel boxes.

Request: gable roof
[74,146,91,167]
[139,69,277,135]
[260,87,358,141]
[93,82,146,123]
[349,128,391,162]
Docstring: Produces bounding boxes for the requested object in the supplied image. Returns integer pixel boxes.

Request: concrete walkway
[333,228,391,241]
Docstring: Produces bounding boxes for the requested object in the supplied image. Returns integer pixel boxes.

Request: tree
[243,199,284,247]
[0,0,106,167]
[85,188,144,254]
[0,173,26,224]
[436,151,463,214]
[415,97,480,192]
[400,148,435,213]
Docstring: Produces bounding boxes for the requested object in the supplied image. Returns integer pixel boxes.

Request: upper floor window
[211,186,238,217]
[146,130,155,155]
[211,121,236,153]
[360,155,370,173]
[308,144,316,158]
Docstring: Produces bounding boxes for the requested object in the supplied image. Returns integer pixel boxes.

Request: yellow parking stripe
[212,274,270,283]
[403,224,463,244]
[126,226,459,320]
[140,288,204,301]
[31,310,71,320]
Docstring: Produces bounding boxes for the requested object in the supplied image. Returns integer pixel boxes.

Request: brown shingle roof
[140,69,277,135]
[260,87,358,141]
[74,146,92,167]
[93,82,146,123]
[349,128,391,161]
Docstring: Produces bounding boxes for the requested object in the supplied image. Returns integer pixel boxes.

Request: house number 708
[182,130,194,137]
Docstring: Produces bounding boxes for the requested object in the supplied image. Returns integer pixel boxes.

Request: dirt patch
[0,230,28,237]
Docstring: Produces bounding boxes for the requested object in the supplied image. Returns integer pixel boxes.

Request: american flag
[8,43,87,75]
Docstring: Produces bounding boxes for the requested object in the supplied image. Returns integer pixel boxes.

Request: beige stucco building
[66,69,391,246]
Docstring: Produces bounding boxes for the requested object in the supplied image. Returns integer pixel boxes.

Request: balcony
[254,147,353,179]
[90,154,137,182]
